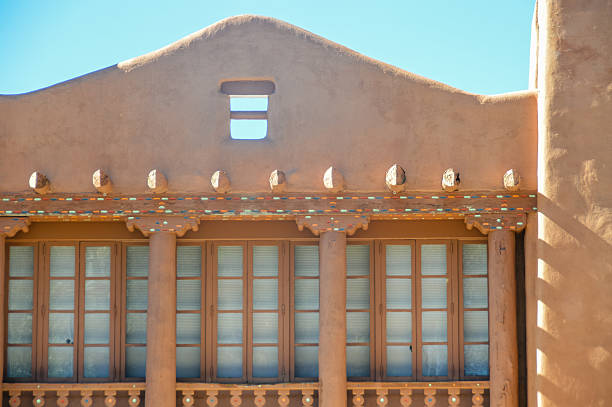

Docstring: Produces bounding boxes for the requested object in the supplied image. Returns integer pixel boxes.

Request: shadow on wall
[535,193,612,406]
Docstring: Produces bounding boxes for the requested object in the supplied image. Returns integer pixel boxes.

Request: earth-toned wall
[0,16,537,194]
[533,0,612,406]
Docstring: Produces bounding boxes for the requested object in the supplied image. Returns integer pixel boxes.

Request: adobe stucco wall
[0,16,536,194]
[534,1,612,406]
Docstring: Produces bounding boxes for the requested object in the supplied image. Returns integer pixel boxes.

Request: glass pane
[464,344,489,376]
[463,278,488,308]
[49,280,74,310]
[421,278,447,309]
[294,346,318,378]
[85,280,110,310]
[217,313,242,344]
[253,346,278,378]
[126,280,148,310]
[230,119,267,140]
[8,313,32,344]
[253,313,278,344]
[386,278,411,309]
[346,245,369,276]
[48,346,73,377]
[386,245,412,276]
[346,279,369,310]
[295,312,319,344]
[464,311,489,342]
[9,246,34,277]
[50,246,75,277]
[84,347,109,378]
[177,347,201,378]
[347,312,369,343]
[85,246,111,277]
[386,312,411,343]
[463,244,487,275]
[347,345,370,377]
[127,246,149,277]
[125,346,146,377]
[49,313,75,344]
[253,246,278,277]
[294,246,319,277]
[9,280,33,310]
[253,279,278,310]
[6,347,31,378]
[177,314,201,344]
[387,346,412,377]
[294,279,319,310]
[217,246,243,277]
[177,246,202,277]
[422,345,448,376]
[85,314,110,344]
[422,311,447,342]
[230,96,268,111]
[126,313,147,344]
[217,347,242,378]
[217,280,243,310]
[421,244,447,275]
[177,280,201,311]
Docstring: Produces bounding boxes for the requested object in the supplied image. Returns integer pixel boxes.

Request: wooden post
[319,230,347,407]
[488,230,518,407]
[125,216,199,407]
[295,215,369,407]
[146,231,177,407]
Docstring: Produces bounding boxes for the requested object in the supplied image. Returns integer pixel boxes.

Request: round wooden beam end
[92,169,113,194]
[269,169,287,193]
[503,169,521,192]
[211,170,231,193]
[28,171,50,194]
[441,168,460,192]
[147,169,168,194]
[323,166,344,192]
[386,164,406,193]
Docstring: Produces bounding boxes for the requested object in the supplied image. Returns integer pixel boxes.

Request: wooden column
[126,216,199,407]
[488,230,518,407]
[296,215,369,407]
[465,213,525,407]
[146,231,177,407]
[0,218,31,387]
[319,230,347,407]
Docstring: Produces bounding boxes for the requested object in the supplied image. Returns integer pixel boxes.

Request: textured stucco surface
[534,1,612,406]
[0,16,537,194]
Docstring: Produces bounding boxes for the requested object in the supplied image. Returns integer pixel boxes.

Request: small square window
[221,80,275,140]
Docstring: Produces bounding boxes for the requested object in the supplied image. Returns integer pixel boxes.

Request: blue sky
[0,1,535,95]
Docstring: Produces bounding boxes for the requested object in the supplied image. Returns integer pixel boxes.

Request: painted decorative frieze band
[464,213,527,234]
[296,215,369,236]
[125,215,200,237]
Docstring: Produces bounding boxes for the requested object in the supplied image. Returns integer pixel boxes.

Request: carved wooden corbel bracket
[125,216,200,237]
[296,215,370,236]
[0,217,31,237]
[465,212,527,234]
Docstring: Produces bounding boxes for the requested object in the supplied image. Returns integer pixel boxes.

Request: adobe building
[0,1,610,406]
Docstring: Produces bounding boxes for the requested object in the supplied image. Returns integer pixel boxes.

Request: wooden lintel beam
[0,191,536,222]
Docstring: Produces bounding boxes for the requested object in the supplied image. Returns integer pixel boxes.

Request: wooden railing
[2,381,488,406]
[347,381,489,406]
[2,382,146,406]
[176,382,318,406]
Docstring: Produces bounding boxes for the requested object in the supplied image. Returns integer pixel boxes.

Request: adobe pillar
[466,213,525,407]
[126,216,200,407]
[0,218,31,387]
[297,215,369,407]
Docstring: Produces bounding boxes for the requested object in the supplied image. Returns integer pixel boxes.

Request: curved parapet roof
[0,15,537,194]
